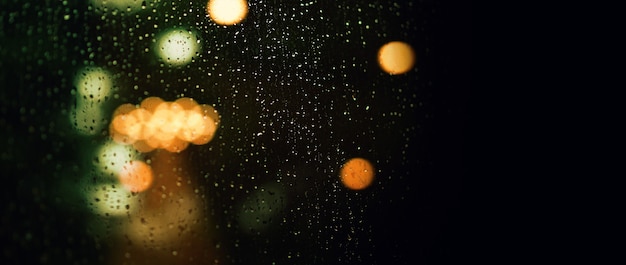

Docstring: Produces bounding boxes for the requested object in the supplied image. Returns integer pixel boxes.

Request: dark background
[1,0,470,264]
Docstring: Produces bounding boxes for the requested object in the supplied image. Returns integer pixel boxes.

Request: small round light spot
[74,66,112,102]
[340,158,375,190]
[155,29,200,67]
[378,41,416,75]
[207,0,249,26]
[118,160,154,193]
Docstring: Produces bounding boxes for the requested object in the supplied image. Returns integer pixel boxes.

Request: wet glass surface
[1,0,469,264]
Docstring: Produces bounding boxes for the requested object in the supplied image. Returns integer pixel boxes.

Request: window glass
[1,0,469,264]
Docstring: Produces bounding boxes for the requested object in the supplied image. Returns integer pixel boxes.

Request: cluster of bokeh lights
[74,0,415,223]
[110,97,220,153]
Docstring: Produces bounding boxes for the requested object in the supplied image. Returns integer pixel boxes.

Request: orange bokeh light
[378,41,416,75]
[110,97,220,152]
[340,158,375,190]
[119,160,154,193]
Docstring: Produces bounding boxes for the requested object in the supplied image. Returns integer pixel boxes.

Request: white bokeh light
[94,140,140,177]
[74,66,113,103]
[154,29,201,67]
[86,184,141,216]
[69,102,106,136]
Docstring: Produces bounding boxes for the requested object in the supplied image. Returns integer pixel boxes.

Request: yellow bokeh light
[340,158,375,190]
[140,96,165,112]
[155,29,200,67]
[110,97,219,153]
[378,41,416,75]
[207,0,248,26]
[150,103,180,142]
[129,108,154,140]
[191,104,220,145]
[132,139,157,153]
[178,110,205,142]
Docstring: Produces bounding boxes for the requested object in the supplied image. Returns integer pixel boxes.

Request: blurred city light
[86,184,141,216]
[94,140,140,177]
[117,150,210,252]
[69,102,107,135]
[339,158,375,190]
[207,0,249,25]
[70,66,113,135]
[74,66,113,103]
[110,97,220,152]
[154,28,201,67]
[377,41,416,75]
[118,160,154,193]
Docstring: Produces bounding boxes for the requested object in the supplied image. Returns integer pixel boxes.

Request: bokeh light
[207,0,249,26]
[115,150,211,251]
[110,97,220,152]
[94,140,140,176]
[74,66,112,103]
[69,102,107,136]
[123,191,203,245]
[377,41,416,75]
[86,184,141,216]
[118,160,153,192]
[339,158,375,190]
[70,66,113,135]
[155,29,201,67]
